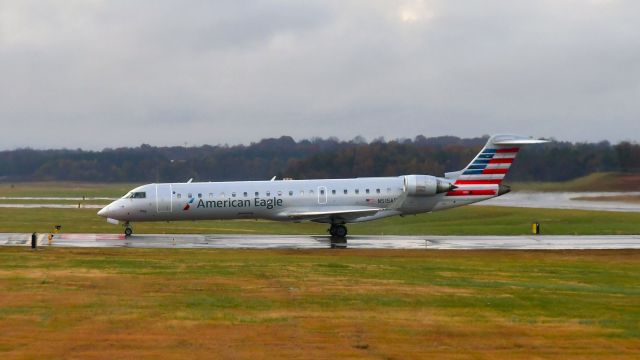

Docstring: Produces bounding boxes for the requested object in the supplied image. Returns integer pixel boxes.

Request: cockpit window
[123,191,146,199]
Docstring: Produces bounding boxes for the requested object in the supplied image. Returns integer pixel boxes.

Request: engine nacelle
[404,175,454,196]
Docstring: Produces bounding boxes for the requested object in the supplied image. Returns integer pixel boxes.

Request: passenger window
[220,192,225,197]
[310,189,314,194]
[343,189,348,194]
[387,188,391,193]
[188,193,192,198]
[289,191,293,196]
[320,189,325,195]
[366,189,370,194]
[376,189,381,194]
[255,191,259,196]
[232,192,236,197]
[198,193,202,198]
[266,191,271,196]
[355,189,359,194]
[177,193,182,199]
[332,190,336,195]
[243,192,248,197]
[209,193,214,198]
[277,190,283,196]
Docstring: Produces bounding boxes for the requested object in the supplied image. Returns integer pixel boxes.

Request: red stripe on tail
[447,189,497,196]
[482,168,508,174]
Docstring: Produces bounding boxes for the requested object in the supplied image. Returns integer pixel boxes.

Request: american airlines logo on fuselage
[183,197,195,211]
[184,197,284,211]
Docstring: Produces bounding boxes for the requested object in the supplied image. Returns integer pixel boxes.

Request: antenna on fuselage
[187,178,193,183]
[270,176,276,181]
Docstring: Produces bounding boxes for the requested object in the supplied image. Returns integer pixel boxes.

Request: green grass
[0,182,136,198]
[0,199,111,205]
[1,206,640,235]
[0,248,638,358]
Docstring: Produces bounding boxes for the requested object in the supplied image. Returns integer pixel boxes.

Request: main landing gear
[329,224,348,238]
[123,222,133,237]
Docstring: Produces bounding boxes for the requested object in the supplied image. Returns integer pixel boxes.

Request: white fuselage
[98,175,494,224]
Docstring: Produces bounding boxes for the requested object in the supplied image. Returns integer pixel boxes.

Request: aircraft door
[156,184,173,213]
[318,186,327,205]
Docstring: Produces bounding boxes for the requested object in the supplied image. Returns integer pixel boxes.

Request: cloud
[0,0,639,149]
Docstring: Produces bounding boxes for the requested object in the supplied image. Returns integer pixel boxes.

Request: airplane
[98,134,547,237]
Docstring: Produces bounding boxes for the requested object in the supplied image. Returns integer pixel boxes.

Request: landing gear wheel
[329,226,337,237]
[333,225,347,238]
[124,227,133,237]
[334,225,347,238]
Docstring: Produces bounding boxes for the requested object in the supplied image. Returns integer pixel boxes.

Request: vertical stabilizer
[445,135,547,197]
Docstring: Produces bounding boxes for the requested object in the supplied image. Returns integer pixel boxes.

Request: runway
[475,191,640,212]
[2,233,640,250]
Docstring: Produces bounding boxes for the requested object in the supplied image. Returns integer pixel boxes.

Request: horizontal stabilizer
[445,170,462,180]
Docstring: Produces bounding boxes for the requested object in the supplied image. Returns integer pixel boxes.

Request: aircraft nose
[97,205,111,217]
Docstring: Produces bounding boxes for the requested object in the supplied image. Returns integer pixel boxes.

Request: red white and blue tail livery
[98,134,547,238]
[434,135,547,209]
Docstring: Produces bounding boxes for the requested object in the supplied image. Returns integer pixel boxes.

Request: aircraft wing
[281,206,384,222]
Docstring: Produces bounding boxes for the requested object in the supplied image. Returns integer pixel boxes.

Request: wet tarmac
[2,233,639,250]
[476,191,640,212]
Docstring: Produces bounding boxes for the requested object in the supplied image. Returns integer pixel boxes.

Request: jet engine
[404,175,456,196]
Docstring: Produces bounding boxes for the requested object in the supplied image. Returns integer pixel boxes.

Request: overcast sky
[1,0,638,150]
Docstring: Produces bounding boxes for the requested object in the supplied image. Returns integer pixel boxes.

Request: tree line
[1,135,639,183]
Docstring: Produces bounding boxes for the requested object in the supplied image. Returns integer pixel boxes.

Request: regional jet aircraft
[98,135,546,237]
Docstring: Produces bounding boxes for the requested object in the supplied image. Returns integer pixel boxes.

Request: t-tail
[444,135,548,199]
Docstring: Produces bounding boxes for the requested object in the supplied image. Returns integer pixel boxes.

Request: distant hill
[1,135,638,183]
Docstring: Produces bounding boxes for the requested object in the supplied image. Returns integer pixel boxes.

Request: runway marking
[58,234,125,241]
[2,233,640,250]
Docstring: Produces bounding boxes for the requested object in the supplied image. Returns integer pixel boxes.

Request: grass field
[0,247,638,359]
[2,182,639,358]
[0,182,135,198]
[2,206,640,235]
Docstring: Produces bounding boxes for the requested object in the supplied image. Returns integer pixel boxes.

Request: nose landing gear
[328,224,347,238]
[123,222,133,237]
